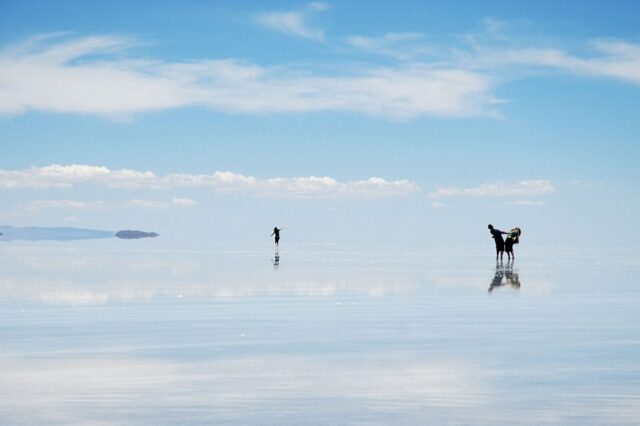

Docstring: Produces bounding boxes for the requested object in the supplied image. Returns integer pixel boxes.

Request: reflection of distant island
[0,226,159,241]
[0,226,113,241]
[116,230,159,239]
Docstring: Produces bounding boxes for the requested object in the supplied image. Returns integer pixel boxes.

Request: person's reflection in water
[273,248,280,270]
[488,267,505,292]
[489,264,522,292]
[504,267,521,289]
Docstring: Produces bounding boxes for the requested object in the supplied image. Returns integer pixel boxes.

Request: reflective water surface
[1,242,639,425]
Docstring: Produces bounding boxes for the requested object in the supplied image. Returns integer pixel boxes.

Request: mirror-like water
[1,242,638,425]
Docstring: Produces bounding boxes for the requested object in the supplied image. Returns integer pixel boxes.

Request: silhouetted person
[505,227,522,262]
[488,224,507,262]
[271,227,283,247]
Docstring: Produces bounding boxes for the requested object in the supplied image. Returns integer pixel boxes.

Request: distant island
[115,230,159,239]
[0,226,159,241]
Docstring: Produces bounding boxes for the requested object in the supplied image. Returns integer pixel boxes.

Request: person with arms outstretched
[271,226,283,247]
[488,224,507,262]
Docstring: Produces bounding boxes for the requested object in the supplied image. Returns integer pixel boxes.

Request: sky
[1,0,639,248]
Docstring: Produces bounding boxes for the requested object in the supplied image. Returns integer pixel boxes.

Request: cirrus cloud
[0,33,497,120]
[2,21,640,121]
[476,39,640,85]
[347,32,432,60]
[254,2,330,41]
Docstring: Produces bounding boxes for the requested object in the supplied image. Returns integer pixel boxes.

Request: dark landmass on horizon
[0,226,159,241]
[115,230,159,239]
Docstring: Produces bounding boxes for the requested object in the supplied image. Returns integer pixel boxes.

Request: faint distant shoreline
[0,226,159,241]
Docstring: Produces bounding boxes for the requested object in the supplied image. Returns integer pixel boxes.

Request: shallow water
[1,242,639,425]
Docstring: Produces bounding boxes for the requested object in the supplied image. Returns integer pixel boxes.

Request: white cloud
[0,164,109,188]
[1,164,420,199]
[2,28,638,121]
[561,40,640,83]
[430,201,446,208]
[505,200,545,206]
[0,36,191,117]
[254,2,329,41]
[0,164,153,189]
[471,39,640,86]
[570,179,604,189]
[22,196,200,211]
[307,2,330,11]
[125,199,167,209]
[428,180,555,198]
[347,32,431,59]
[0,34,496,119]
[25,199,106,212]
[171,197,198,206]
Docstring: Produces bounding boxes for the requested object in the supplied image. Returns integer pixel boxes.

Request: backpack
[509,227,521,244]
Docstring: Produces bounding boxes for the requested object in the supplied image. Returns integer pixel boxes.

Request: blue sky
[1,0,639,247]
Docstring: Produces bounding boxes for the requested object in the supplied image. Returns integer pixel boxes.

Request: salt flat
[0,242,638,425]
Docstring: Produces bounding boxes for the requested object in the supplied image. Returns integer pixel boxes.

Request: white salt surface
[0,242,638,425]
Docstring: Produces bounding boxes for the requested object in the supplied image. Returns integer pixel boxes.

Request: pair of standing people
[488,224,521,262]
